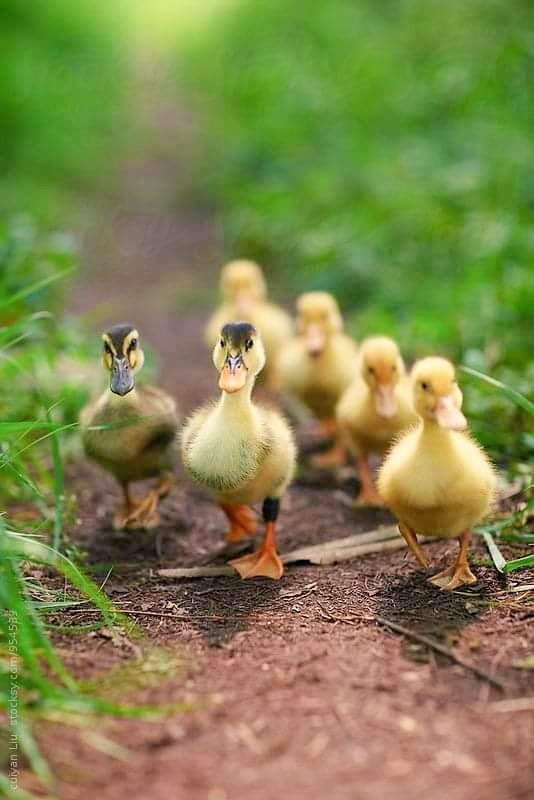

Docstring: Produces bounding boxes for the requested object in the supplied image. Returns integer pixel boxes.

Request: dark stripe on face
[105,324,136,352]
[220,321,257,349]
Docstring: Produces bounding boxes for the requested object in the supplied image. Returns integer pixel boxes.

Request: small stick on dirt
[157,527,434,579]
[157,565,236,579]
[375,615,506,691]
[487,697,534,713]
[316,601,361,625]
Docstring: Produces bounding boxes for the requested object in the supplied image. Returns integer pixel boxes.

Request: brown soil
[23,58,534,800]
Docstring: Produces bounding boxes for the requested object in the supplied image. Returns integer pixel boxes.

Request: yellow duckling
[80,325,179,529]
[182,322,296,579]
[337,336,417,505]
[377,357,496,590]
[204,260,292,391]
[278,291,358,465]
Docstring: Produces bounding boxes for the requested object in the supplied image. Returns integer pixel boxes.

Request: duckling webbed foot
[428,531,477,591]
[398,522,429,568]
[113,482,139,530]
[123,491,161,529]
[229,499,284,579]
[429,563,477,591]
[229,537,283,579]
[122,477,173,530]
[354,488,383,507]
[221,504,257,543]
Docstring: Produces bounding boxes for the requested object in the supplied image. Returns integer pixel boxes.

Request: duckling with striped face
[205,260,293,391]
[182,321,296,579]
[80,324,179,530]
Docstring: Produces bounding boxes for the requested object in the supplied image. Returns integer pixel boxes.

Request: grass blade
[503,554,534,574]
[481,532,506,574]
[0,268,73,312]
[45,407,64,551]
[460,366,534,415]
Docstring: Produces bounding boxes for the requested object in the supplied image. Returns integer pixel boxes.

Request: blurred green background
[0,0,532,473]
[181,0,533,362]
[178,0,534,461]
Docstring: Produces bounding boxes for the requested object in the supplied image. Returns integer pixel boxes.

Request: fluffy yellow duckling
[377,357,496,590]
[337,336,417,505]
[182,322,296,579]
[278,291,358,465]
[80,325,179,529]
[204,260,292,390]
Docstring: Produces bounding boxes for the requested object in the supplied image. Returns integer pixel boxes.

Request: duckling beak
[435,395,467,431]
[219,353,247,393]
[235,291,255,316]
[375,383,396,418]
[110,356,135,396]
[306,324,326,358]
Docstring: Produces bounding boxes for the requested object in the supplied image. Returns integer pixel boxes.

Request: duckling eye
[104,342,112,355]
[128,338,137,351]
[367,366,374,375]
[421,381,429,391]
[220,338,225,348]
[245,338,254,351]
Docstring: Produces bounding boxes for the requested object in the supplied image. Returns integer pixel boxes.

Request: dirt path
[31,55,534,800]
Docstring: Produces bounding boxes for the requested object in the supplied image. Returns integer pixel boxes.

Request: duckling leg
[429,531,477,591]
[354,455,382,506]
[221,504,257,543]
[398,522,429,568]
[311,419,346,468]
[123,476,174,530]
[113,483,138,530]
[228,498,284,580]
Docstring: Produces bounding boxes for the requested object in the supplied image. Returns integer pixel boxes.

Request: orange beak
[306,324,326,357]
[435,395,467,431]
[235,291,253,316]
[375,384,396,418]
[219,353,248,393]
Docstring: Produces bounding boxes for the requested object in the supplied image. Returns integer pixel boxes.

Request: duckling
[205,260,292,391]
[337,336,417,505]
[278,291,358,466]
[377,357,496,590]
[80,324,179,529]
[182,322,296,579]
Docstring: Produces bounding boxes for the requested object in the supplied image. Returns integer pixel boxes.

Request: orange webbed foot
[229,548,284,580]
[123,490,161,530]
[353,489,383,507]
[228,520,283,579]
[428,563,477,591]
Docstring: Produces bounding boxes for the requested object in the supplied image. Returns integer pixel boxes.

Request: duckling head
[220,260,267,315]
[102,324,144,396]
[411,357,466,431]
[296,291,343,358]
[360,336,405,418]
[213,321,266,394]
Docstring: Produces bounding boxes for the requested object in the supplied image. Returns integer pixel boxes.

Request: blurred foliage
[0,0,124,223]
[179,0,534,464]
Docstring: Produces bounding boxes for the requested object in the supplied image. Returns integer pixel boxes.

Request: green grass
[0,1,125,225]
[0,232,172,797]
[178,0,534,462]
